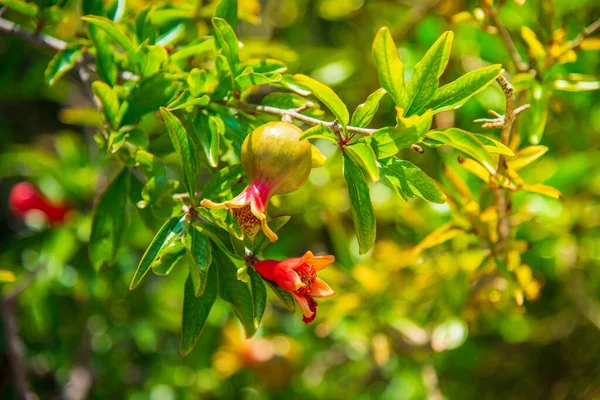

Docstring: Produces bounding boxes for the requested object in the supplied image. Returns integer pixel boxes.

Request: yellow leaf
[580,38,600,51]
[0,269,16,283]
[521,26,547,66]
[521,183,562,198]
[412,223,466,254]
[458,157,490,182]
[507,145,548,171]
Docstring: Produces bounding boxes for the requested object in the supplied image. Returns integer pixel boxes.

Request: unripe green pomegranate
[201,121,314,242]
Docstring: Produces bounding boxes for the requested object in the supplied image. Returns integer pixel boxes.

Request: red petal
[253,260,279,281]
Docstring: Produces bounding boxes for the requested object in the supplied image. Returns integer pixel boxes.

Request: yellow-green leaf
[372,27,404,106]
[294,74,349,127]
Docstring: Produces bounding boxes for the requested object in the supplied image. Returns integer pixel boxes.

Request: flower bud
[201,121,312,242]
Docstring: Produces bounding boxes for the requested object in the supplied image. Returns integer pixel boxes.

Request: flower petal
[307,277,335,298]
[309,255,335,271]
[249,199,278,242]
[293,293,315,320]
[273,267,304,292]
[253,260,279,281]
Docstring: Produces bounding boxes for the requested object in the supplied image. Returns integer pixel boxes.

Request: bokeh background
[1,0,600,399]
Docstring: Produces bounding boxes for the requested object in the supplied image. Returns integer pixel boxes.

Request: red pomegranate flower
[254,251,335,323]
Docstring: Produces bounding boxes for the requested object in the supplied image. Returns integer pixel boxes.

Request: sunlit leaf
[351,88,386,128]
[130,214,186,288]
[183,227,212,297]
[427,129,495,173]
[473,134,514,156]
[426,64,502,113]
[300,124,337,142]
[82,16,139,70]
[521,183,562,198]
[215,0,238,29]
[404,31,453,116]
[346,142,380,182]
[372,27,404,106]
[252,216,290,254]
[160,108,198,197]
[88,25,117,86]
[92,81,120,129]
[507,145,548,171]
[2,0,38,17]
[44,46,83,86]
[379,158,446,203]
[293,74,349,127]
[212,17,241,76]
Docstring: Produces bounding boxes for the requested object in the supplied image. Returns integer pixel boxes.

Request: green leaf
[180,266,218,356]
[192,222,237,255]
[170,39,215,62]
[365,109,432,159]
[404,31,453,116]
[130,214,186,289]
[379,158,446,203]
[88,25,117,86]
[92,81,120,129]
[427,128,495,173]
[44,46,83,86]
[372,27,404,106]
[1,0,38,17]
[82,0,104,16]
[426,64,502,113]
[248,267,267,330]
[244,58,287,74]
[521,82,549,144]
[89,169,130,271]
[82,16,139,71]
[160,108,198,197]
[351,88,386,128]
[121,74,181,125]
[346,142,380,182]
[183,227,212,297]
[201,164,245,200]
[138,44,168,78]
[213,246,257,338]
[235,72,282,90]
[215,0,238,30]
[252,216,290,254]
[168,91,210,111]
[151,240,186,275]
[212,18,240,77]
[193,113,222,168]
[188,68,204,97]
[299,124,338,142]
[473,134,514,156]
[135,150,167,204]
[343,152,375,254]
[265,280,295,312]
[293,74,349,127]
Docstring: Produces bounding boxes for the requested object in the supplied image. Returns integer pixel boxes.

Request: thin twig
[474,104,530,129]
[550,17,600,65]
[482,2,529,72]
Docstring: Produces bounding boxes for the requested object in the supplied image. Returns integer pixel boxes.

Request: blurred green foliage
[1,0,600,399]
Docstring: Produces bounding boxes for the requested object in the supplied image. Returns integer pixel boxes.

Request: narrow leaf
[92,81,120,129]
[300,124,338,142]
[507,145,548,171]
[473,134,514,156]
[265,280,295,312]
[213,246,257,338]
[293,74,349,127]
[346,142,380,182]
[351,88,387,128]
[235,72,282,90]
[88,25,117,86]
[160,108,198,197]
[215,0,238,30]
[427,129,495,173]
[180,267,217,356]
[2,0,39,17]
[212,18,240,76]
[151,240,186,275]
[404,31,454,116]
[183,228,212,296]
[343,152,376,254]
[82,16,139,70]
[130,214,186,289]
[379,158,446,203]
[521,82,549,144]
[248,267,267,330]
[89,169,130,271]
[521,183,562,198]
[372,27,404,106]
[426,64,502,113]
[121,74,181,125]
[45,46,83,86]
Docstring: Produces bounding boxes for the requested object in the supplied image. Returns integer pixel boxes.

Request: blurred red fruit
[9,182,70,223]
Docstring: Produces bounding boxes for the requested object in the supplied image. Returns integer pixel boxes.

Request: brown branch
[482,2,529,73]
[494,75,516,249]
[1,298,35,400]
